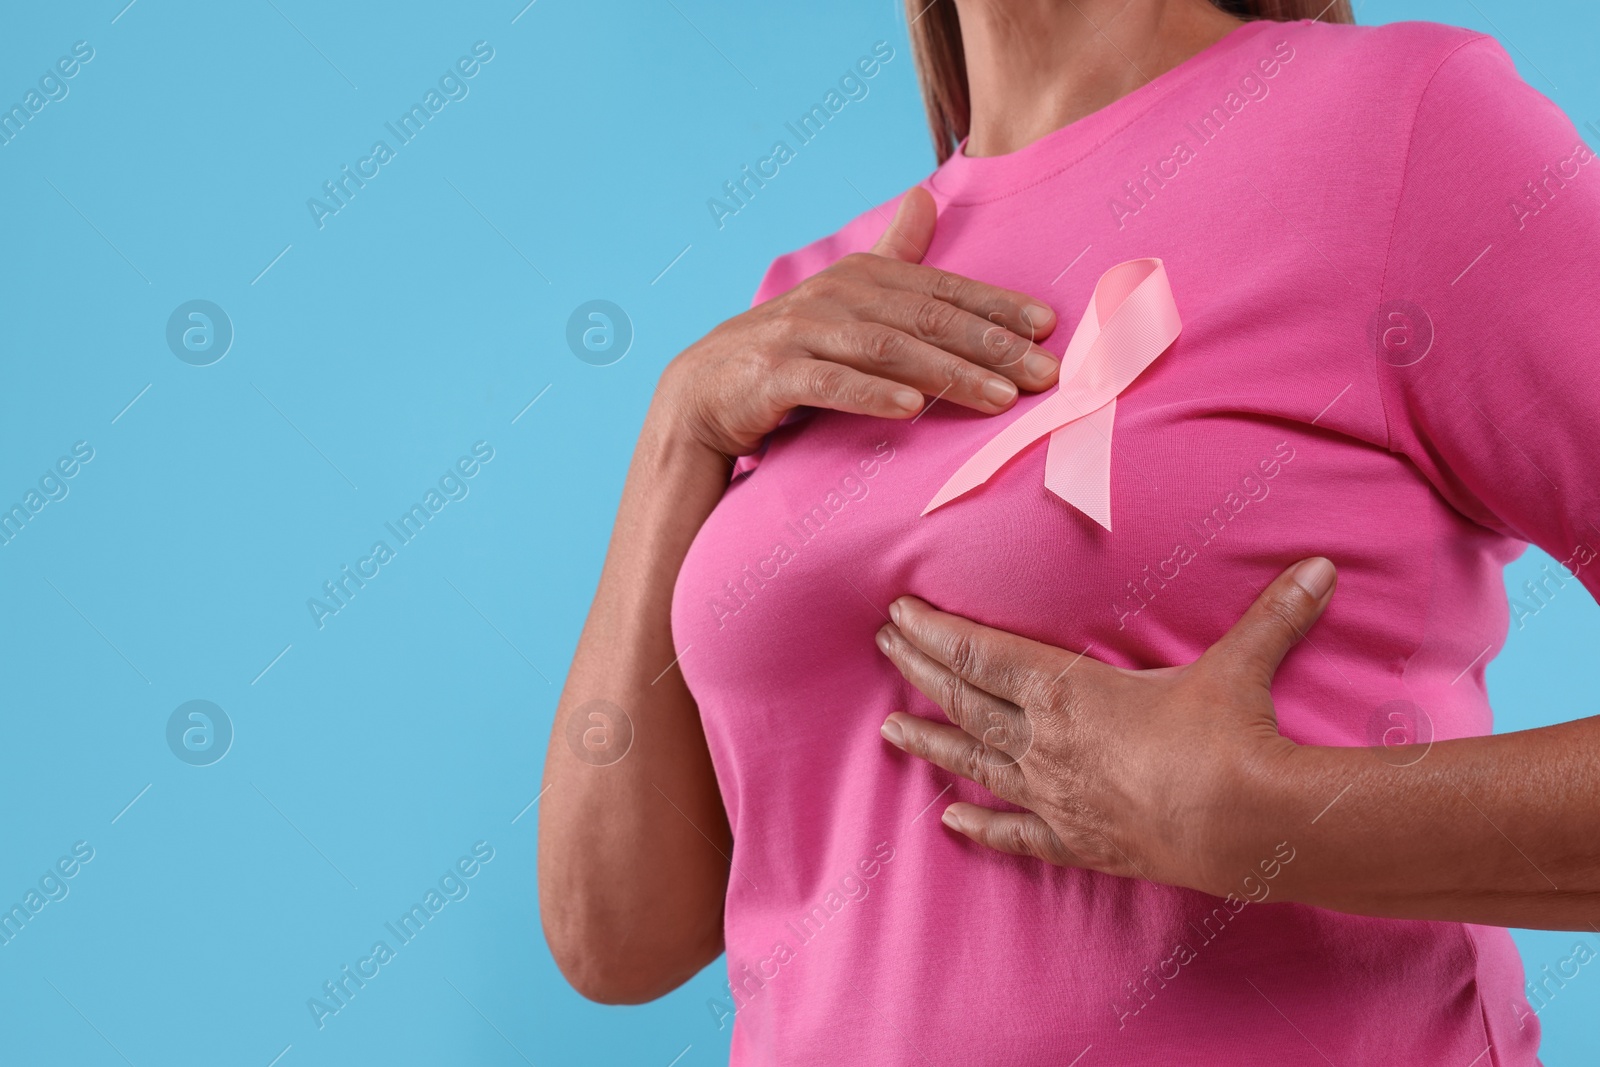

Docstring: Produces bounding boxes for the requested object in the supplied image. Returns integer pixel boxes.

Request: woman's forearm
[538,385,734,1003]
[1242,717,1600,929]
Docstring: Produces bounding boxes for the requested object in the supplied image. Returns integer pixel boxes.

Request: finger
[888,596,1101,706]
[939,804,1082,867]
[868,186,937,264]
[876,623,1030,761]
[794,320,1024,415]
[871,290,1059,390]
[857,186,1057,377]
[771,359,925,419]
[1202,557,1338,689]
[880,713,1026,801]
[866,255,1058,345]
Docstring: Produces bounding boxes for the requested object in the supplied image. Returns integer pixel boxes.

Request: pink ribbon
[922,258,1181,530]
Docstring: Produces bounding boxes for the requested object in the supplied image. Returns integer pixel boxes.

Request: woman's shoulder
[1283,16,1491,60]
[1282,17,1515,101]
[1293,18,1568,166]
[1262,19,1553,200]
[749,190,908,305]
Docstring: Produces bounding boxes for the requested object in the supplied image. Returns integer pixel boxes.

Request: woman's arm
[539,188,1063,1002]
[874,559,1600,930]
[536,404,735,1004]
[1247,715,1600,929]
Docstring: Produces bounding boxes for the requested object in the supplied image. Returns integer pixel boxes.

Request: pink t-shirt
[671,17,1600,1065]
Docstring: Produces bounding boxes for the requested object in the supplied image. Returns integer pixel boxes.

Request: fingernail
[1024,351,1058,379]
[1021,305,1054,332]
[981,378,1017,406]
[940,807,963,831]
[875,627,892,653]
[889,599,903,625]
[880,717,906,748]
[1291,557,1336,599]
[892,388,923,412]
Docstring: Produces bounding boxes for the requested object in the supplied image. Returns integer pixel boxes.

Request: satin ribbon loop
[921,258,1181,529]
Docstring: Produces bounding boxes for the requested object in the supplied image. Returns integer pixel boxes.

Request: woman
[540,0,1600,1062]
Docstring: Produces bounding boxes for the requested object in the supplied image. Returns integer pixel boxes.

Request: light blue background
[0,1,1594,1063]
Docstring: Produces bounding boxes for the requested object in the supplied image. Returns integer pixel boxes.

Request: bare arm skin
[536,412,733,1004]
[875,560,1600,930]
[1251,715,1600,929]
[538,189,1062,1003]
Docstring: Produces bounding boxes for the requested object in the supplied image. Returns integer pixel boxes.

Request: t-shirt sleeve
[729,200,905,477]
[728,256,815,479]
[1377,33,1600,590]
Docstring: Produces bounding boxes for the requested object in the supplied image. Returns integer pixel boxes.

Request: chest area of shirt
[675,355,1407,688]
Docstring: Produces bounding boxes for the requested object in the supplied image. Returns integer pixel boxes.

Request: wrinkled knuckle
[944,632,980,678]
[912,297,958,340]
[862,326,904,368]
[958,743,992,790]
[978,325,1015,367]
[804,362,849,402]
[947,356,983,390]
[928,269,963,307]
[842,374,881,412]
[938,674,969,725]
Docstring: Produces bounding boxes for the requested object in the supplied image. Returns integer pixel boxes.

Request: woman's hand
[874,558,1339,898]
[658,186,1062,458]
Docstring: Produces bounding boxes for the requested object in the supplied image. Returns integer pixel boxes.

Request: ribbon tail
[920,396,1084,516]
[1044,398,1116,530]
[921,441,1032,516]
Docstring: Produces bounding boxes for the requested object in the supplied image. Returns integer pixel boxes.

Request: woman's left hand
[875,557,1338,898]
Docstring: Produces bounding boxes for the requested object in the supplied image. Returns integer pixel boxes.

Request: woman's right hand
[659,186,1063,458]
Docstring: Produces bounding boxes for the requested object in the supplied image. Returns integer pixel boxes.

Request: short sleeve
[1377,35,1600,590]
[729,253,826,478]
[728,198,905,478]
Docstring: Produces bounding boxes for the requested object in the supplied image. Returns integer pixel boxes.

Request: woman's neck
[955,0,1246,157]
